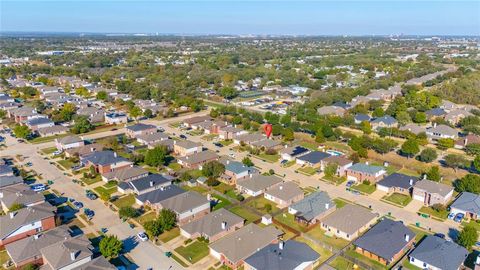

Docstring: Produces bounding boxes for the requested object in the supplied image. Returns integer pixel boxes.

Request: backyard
[274,212,307,233]
[229,205,260,223]
[306,226,350,250]
[174,240,209,264]
[211,194,232,210]
[244,197,278,215]
[255,153,280,163]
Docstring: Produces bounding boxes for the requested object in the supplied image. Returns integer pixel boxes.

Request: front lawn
[333,198,350,208]
[93,186,117,200]
[219,140,233,146]
[462,219,480,232]
[383,193,412,207]
[104,181,118,189]
[82,174,102,185]
[135,211,157,225]
[57,159,77,170]
[306,226,350,250]
[282,160,296,167]
[274,212,307,233]
[174,240,209,264]
[351,183,376,194]
[418,206,448,221]
[30,133,71,144]
[229,205,260,223]
[40,147,58,155]
[211,194,232,210]
[168,163,182,171]
[245,196,278,214]
[158,227,180,243]
[112,194,136,208]
[255,153,280,163]
[323,175,347,185]
[297,166,318,176]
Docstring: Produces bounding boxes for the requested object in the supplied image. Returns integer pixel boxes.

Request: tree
[13,125,31,139]
[360,121,372,135]
[242,157,254,167]
[437,138,454,150]
[22,264,38,270]
[315,128,325,143]
[401,139,420,158]
[119,206,138,218]
[75,87,89,97]
[457,225,478,249]
[71,116,94,134]
[413,112,427,123]
[324,163,338,177]
[372,107,385,117]
[144,146,168,167]
[8,203,25,212]
[143,219,163,238]
[474,155,480,171]
[99,235,123,259]
[396,111,412,125]
[218,87,238,99]
[417,148,437,163]
[158,209,176,231]
[0,109,6,119]
[202,161,225,178]
[426,166,441,182]
[465,143,480,156]
[143,108,153,118]
[57,103,76,122]
[96,91,108,101]
[129,106,142,120]
[455,174,480,194]
[264,203,272,213]
[283,128,294,141]
[444,154,468,172]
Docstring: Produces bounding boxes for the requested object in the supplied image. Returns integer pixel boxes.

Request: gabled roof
[0,183,45,208]
[279,146,309,157]
[370,115,397,125]
[57,135,83,145]
[450,192,480,216]
[102,166,148,182]
[71,256,116,270]
[0,202,55,240]
[322,155,353,167]
[237,175,283,193]
[354,113,371,122]
[377,173,418,189]
[81,150,129,166]
[289,191,333,222]
[180,208,244,238]
[26,117,53,126]
[251,139,281,149]
[321,204,377,235]
[353,218,414,262]
[159,191,209,214]
[177,151,218,165]
[224,160,253,175]
[265,182,303,202]
[426,124,458,137]
[425,108,446,116]
[40,235,93,269]
[127,174,172,192]
[409,235,468,270]
[347,163,385,175]
[174,139,202,149]
[0,176,23,188]
[245,240,320,270]
[126,123,156,132]
[136,185,185,204]
[297,151,330,164]
[137,132,169,143]
[414,180,453,197]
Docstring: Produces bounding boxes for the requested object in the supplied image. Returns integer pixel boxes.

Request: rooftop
[180,208,244,238]
[409,235,468,270]
[321,204,377,235]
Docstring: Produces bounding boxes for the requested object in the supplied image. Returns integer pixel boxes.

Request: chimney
[174,140,177,145]
[186,156,189,160]
[365,161,369,165]
[150,180,154,187]
[284,145,288,149]
[464,138,468,146]
[9,212,16,219]
[249,173,253,178]
[221,221,227,230]
[423,174,427,180]
[476,254,480,265]
[404,234,410,242]
[226,160,230,165]
[409,179,414,186]
[0,192,3,198]
[279,185,283,190]
[279,241,284,250]
[325,203,330,209]
[70,251,76,261]
[434,122,437,128]
[113,152,117,158]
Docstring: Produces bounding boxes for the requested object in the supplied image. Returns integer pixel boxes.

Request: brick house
[80,150,133,175]
[264,182,304,208]
[345,163,386,183]
[125,123,157,138]
[412,180,454,206]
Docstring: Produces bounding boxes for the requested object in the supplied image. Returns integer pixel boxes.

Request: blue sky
[1,1,479,35]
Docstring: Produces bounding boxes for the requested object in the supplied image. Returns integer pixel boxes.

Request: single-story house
[183,116,212,128]
[296,151,331,167]
[408,235,468,270]
[101,166,148,183]
[25,117,54,131]
[55,135,84,151]
[425,108,447,120]
[250,139,282,150]
[399,123,427,135]
[136,132,169,145]
[264,181,304,208]
[354,113,371,124]
[317,105,346,117]
[118,173,172,195]
[288,191,335,226]
[219,126,247,140]
[450,192,480,221]
[173,140,203,156]
[376,173,418,195]
[280,146,310,161]
[320,204,377,241]
[345,163,386,183]
[64,143,103,158]
[413,180,454,206]
[0,183,45,212]
[177,151,219,169]
[426,124,458,141]
[104,112,128,125]
[445,109,473,125]
[233,133,266,146]
[80,150,133,175]
[320,155,353,176]
[455,134,480,149]
[236,175,283,197]
[125,123,157,138]
[370,116,398,130]
[37,125,69,137]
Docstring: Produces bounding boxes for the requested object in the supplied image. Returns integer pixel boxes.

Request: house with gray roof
[102,166,148,183]
[158,191,210,225]
[70,256,116,270]
[125,123,157,138]
[0,175,23,188]
[0,165,14,177]
[353,218,415,265]
[37,125,69,137]
[354,113,371,124]
[118,174,172,195]
[0,183,45,212]
[236,174,283,197]
[370,115,398,130]
[320,204,377,240]
[135,185,185,206]
[244,240,320,270]
[80,150,133,175]
[55,135,84,150]
[425,108,447,119]
[251,138,282,150]
[40,235,94,270]
[173,139,203,156]
[177,150,219,169]
[317,105,346,117]
[25,117,54,131]
[221,160,257,185]
[399,123,427,135]
[280,145,310,161]
[288,191,335,226]
[413,180,454,206]
[345,163,386,183]
[180,208,244,242]
[376,173,418,195]
[233,133,266,146]
[296,151,331,167]
[136,132,169,145]
[450,192,480,220]
[426,124,458,141]
[409,235,468,270]
[264,181,304,208]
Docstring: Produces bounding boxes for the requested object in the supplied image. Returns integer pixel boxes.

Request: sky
[1,1,479,36]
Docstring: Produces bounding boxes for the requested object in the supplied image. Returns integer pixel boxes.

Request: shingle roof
[237,175,283,193]
[414,180,453,197]
[409,235,468,270]
[224,160,253,175]
[174,139,202,149]
[279,146,309,157]
[126,123,156,132]
[159,191,209,214]
[128,174,172,192]
[289,191,333,222]
[265,182,303,202]
[297,151,331,164]
[136,185,185,204]
[0,183,45,208]
[321,204,377,235]
[450,192,480,216]
[425,108,446,116]
[251,139,281,149]
[244,240,320,270]
[426,125,458,137]
[371,115,398,125]
[0,202,55,240]
[0,176,23,188]
[102,166,148,182]
[353,219,414,262]
[180,208,244,238]
[347,163,385,175]
[377,173,418,189]
[0,165,14,176]
[71,256,116,270]
[354,114,371,122]
[57,135,83,145]
[322,155,352,167]
[40,235,93,269]
[136,132,169,143]
[26,117,53,126]
[81,151,129,166]
[177,151,218,165]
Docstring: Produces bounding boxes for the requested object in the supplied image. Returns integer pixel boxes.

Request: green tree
[360,121,372,135]
[457,225,478,249]
[437,138,454,150]
[474,155,480,171]
[22,264,38,270]
[426,166,441,182]
[444,154,468,172]
[158,208,176,231]
[283,128,294,141]
[324,163,338,177]
[96,91,108,101]
[59,103,76,121]
[143,109,153,118]
[129,106,142,120]
[13,125,31,139]
[372,107,385,117]
[144,219,163,238]
[144,146,168,167]
[99,235,123,259]
[455,174,480,194]
[75,87,89,97]
[417,148,437,163]
[0,109,7,119]
[315,128,325,143]
[242,157,254,167]
[396,111,412,125]
[119,206,138,219]
[71,116,94,134]
[202,160,225,178]
[413,112,427,123]
[465,144,480,156]
[401,139,420,158]
[218,87,238,99]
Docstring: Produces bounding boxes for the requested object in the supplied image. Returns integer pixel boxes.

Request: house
[80,150,133,174]
[296,151,331,167]
[8,107,43,123]
[0,176,23,189]
[55,136,84,151]
[426,124,458,141]
[101,166,148,183]
[177,151,219,169]
[320,155,353,176]
[77,107,105,123]
[64,143,103,158]
[455,134,480,149]
[25,117,54,131]
[104,112,128,125]
[0,203,56,248]
[408,235,468,270]
[209,223,282,269]
[244,240,320,270]
[445,109,473,125]
[288,191,335,226]
[180,208,244,242]
[233,133,266,146]
[370,116,398,130]
[136,185,185,207]
[450,192,480,221]
[136,132,169,145]
[221,160,257,185]
[413,180,454,206]
[376,173,418,195]
[125,123,157,138]
[353,218,415,265]
[0,183,45,212]
[148,138,175,151]
[236,175,283,196]
[219,126,247,140]
[173,140,203,156]
[354,113,371,124]
[425,108,447,120]
[399,123,427,135]
[0,164,14,177]
[345,163,386,183]
[37,125,69,137]
[40,235,94,270]
[320,204,377,241]
[440,100,457,112]
[117,174,172,195]
[280,146,310,161]
[317,105,346,117]
[183,116,212,128]
[264,182,304,208]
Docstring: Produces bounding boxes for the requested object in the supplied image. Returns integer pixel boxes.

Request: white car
[137,232,148,241]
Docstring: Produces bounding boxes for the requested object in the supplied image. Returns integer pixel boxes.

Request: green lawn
[418,206,448,221]
[212,194,232,210]
[213,182,234,194]
[82,174,102,185]
[188,169,204,179]
[294,236,333,265]
[351,183,376,194]
[297,166,318,176]
[333,198,350,208]
[40,147,58,155]
[330,256,358,270]
[255,153,280,163]
[306,226,350,250]
[168,163,182,171]
[229,205,260,223]
[344,248,388,270]
[408,225,431,242]
[30,133,71,144]
[0,250,11,267]
[174,240,209,264]
[219,140,233,146]
[93,185,117,199]
[245,197,279,214]
[298,141,320,151]
[57,159,77,170]
[282,160,296,167]
[135,211,157,225]
[201,134,218,141]
[323,175,347,185]
[158,227,180,243]
[182,185,209,195]
[402,259,423,270]
[112,194,136,208]
[274,212,308,232]
[383,193,412,207]
[104,181,118,189]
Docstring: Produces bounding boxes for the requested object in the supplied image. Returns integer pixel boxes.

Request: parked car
[280,160,288,165]
[25,162,33,167]
[454,213,464,223]
[73,201,84,209]
[448,213,456,220]
[84,208,95,219]
[101,228,108,234]
[137,232,148,241]
[434,233,446,239]
[179,134,187,139]
[229,153,236,158]
[86,191,97,200]
[346,180,355,188]
[31,184,46,192]
[214,142,223,148]
[158,127,165,132]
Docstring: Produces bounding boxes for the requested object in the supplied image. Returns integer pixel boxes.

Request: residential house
[354,113,371,124]
[376,173,418,195]
[0,203,56,248]
[219,126,247,140]
[236,175,283,197]
[0,183,45,212]
[244,240,320,270]
[209,223,282,269]
[345,163,386,183]
[80,150,133,174]
[399,123,427,135]
[445,109,473,125]
[353,218,415,265]
[117,174,172,195]
[0,164,14,177]
[370,116,398,130]
[320,155,353,176]
[251,139,282,150]
[280,146,310,161]
[77,107,105,124]
[183,116,212,128]
[455,134,480,149]
[296,151,331,167]
[136,132,169,146]
[9,107,43,123]
[101,166,148,183]
[148,139,175,151]
[0,176,23,189]
[413,180,454,206]
[233,133,266,146]
[426,124,458,141]
[104,112,128,125]
[180,208,244,242]
[173,140,202,156]
[64,143,103,158]
[221,160,257,185]
[37,125,69,137]
[177,151,219,169]
[125,123,157,138]
[425,108,447,120]
[40,235,94,270]
[440,100,458,112]
[25,117,54,131]
[288,191,335,226]
[317,105,346,117]
[264,181,304,208]
[450,192,480,221]
[55,136,84,151]
[320,204,377,241]
[408,235,468,270]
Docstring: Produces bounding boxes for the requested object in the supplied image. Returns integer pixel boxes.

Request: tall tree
[99,235,123,258]
[401,139,420,158]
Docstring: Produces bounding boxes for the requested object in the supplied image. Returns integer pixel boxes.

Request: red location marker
[263,124,273,138]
